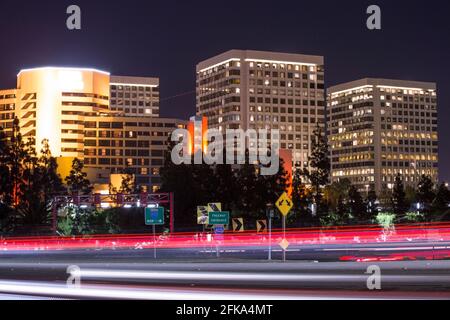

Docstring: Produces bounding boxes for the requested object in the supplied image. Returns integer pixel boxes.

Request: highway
[1,245,450,299]
[1,223,450,299]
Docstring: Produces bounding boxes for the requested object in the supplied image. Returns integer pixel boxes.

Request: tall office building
[110,76,160,117]
[196,50,325,169]
[0,67,185,192]
[327,78,438,195]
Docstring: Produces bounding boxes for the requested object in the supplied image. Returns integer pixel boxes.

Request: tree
[391,174,407,216]
[0,127,11,202]
[405,186,417,209]
[366,186,379,219]
[336,195,347,220]
[302,124,330,214]
[192,163,217,207]
[119,166,138,194]
[348,185,365,221]
[321,195,347,226]
[65,158,92,195]
[235,151,259,219]
[39,139,66,199]
[214,161,238,212]
[324,178,351,212]
[416,175,435,213]
[257,157,289,218]
[160,141,198,229]
[0,127,13,230]
[292,168,312,224]
[9,117,28,207]
[17,139,65,226]
[431,183,450,218]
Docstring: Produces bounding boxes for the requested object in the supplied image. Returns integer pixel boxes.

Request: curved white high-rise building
[16,67,110,158]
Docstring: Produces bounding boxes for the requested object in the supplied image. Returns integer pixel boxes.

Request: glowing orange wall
[280,148,293,195]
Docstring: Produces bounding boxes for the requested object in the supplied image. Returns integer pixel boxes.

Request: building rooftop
[328,78,436,94]
[197,49,324,73]
[17,66,110,77]
[110,75,159,87]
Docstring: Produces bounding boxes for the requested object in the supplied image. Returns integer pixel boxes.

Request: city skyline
[1,0,450,302]
[0,62,441,197]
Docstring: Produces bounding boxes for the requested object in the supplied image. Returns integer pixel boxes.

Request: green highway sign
[208,211,230,225]
[145,207,165,225]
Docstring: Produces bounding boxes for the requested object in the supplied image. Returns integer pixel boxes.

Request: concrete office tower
[0,67,185,192]
[110,76,160,117]
[327,78,438,195]
[196,49,325,170]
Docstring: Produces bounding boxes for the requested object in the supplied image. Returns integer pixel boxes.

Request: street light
[416,202,422,214]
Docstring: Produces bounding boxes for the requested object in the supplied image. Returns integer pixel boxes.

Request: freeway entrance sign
[145,207,164,225]
[145,207,164,259]
[209,211,230,225]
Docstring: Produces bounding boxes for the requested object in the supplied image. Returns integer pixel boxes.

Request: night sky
[0,0,449,180]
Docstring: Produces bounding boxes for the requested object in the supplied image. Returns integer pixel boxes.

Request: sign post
[214,224,224,257]
[269,215,272,261]
[209,211,229,258]
[265,210,274,261]
[152,224,156,258]
[282,214,286,261]
[145,207,164,259]
[197,205,209,236]
[276,192,293,262]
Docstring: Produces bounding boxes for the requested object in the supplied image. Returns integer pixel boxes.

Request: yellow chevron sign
[197,206,209,225]
[232,218,244,232]
[207,203,222,213]
[257,220,267,233]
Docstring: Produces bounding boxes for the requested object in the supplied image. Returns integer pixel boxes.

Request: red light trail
[1,222,450,257]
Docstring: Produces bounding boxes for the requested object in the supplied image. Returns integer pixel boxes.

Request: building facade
[327,78,438,195]
[0,89,17,138]
[0,67,185,192]
[82,115,184,191]
[110,75,160,117]
[196,50,325,170]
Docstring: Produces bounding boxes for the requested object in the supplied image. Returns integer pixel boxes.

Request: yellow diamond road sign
[276,192,293,217]
[279,238,290,251]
